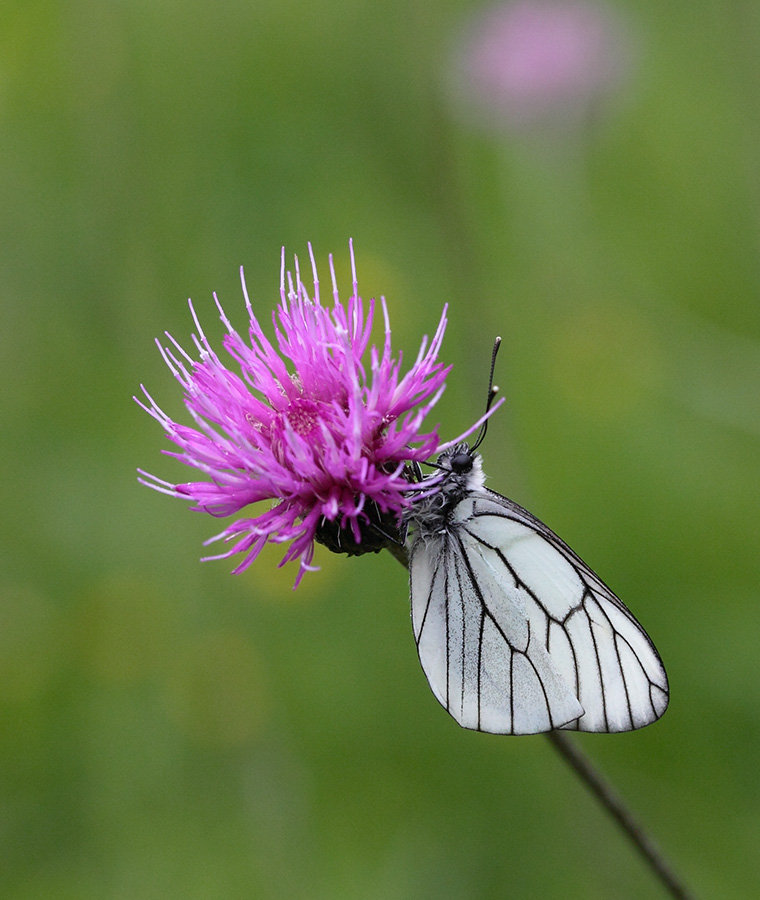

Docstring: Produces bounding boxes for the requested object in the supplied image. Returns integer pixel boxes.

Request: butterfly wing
[409,491,669,734]
[411,526,585,734]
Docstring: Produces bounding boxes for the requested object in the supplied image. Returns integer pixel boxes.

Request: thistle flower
[136,243,451,585]
[449,0,631,133]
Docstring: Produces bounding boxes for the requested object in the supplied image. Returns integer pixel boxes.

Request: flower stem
[387,541,410,569]
[546,730,696,899]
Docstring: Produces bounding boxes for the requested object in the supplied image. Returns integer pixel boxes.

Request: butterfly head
[436,443,486,496]
[404,443,486,540]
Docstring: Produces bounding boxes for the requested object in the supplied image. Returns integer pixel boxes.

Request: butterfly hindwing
[411,513,584,734]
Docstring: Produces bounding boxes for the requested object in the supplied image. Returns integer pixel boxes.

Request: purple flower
[450,0,631,132]
[136,243,451,585]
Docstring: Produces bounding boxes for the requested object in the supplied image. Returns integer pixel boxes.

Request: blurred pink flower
[136,244,451,585]
[450,0,631,131]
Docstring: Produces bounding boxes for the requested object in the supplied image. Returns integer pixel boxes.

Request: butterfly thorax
[405,443,486,543]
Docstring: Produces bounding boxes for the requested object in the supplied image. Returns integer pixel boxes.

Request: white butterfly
[406,444,669,735]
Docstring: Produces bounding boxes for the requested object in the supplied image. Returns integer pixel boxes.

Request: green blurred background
[2,1,759,897]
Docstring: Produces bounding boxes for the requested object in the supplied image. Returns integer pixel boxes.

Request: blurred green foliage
[2,1,759,897]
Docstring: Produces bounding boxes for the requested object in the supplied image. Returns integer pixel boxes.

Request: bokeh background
[2,1,759,898]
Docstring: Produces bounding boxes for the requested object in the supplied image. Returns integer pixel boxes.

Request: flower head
[136,243,451,585]
[449,0,631,133]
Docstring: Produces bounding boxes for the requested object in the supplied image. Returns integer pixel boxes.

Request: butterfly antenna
[471,336,501,453]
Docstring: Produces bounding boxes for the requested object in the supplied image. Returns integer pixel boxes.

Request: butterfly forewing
[471,491,668,732]
[409,481,669,734]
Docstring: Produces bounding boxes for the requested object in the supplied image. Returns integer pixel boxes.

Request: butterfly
[405,442,669,735]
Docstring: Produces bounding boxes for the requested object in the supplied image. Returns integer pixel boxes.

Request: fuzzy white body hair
[405,443,485,545]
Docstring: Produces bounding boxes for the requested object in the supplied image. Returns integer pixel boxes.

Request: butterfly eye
[450,452,473,474]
